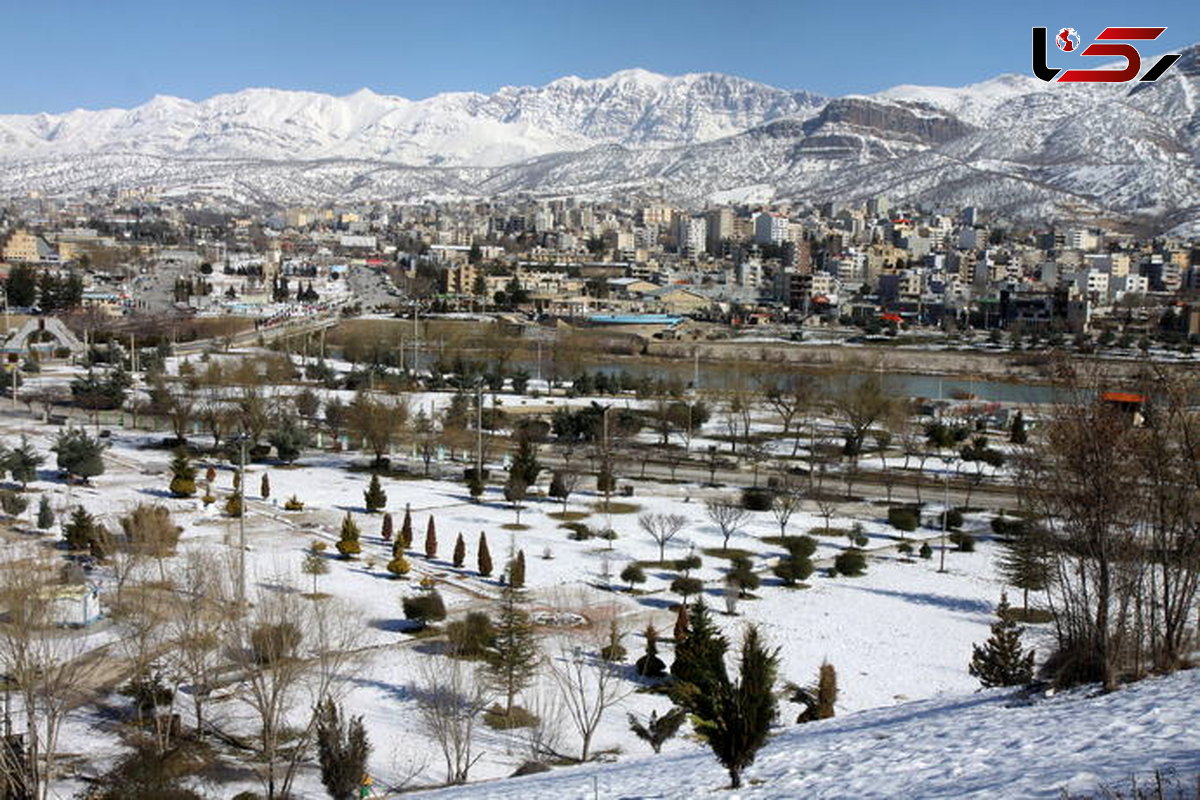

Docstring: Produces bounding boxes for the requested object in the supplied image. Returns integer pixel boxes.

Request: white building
[754,212,789,246]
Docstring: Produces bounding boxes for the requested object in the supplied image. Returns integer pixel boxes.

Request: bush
[224,493,243,518]
[833,548,867,577]
[919,542,933,559]
[446,612,493,657]
[284,495,305,511]
[0,491,29,517]
[990,515,1030,538]
[483,704,539,730]
[949,530,976,552]
[673,554,702,574]
[250,622,302,664]
[773,556,813,586]
[403,591,447,624]
[620,563,647,590]
[937,508,964,530]
[887,506,919,532]
[782,535,817,560]
[562,522,593,540]
[741,486,774,511]
[897,541,914,556]
[670,576,704,599]
[386,555,410,577]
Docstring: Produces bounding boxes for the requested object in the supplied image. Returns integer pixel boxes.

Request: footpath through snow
[425,668,1200,799]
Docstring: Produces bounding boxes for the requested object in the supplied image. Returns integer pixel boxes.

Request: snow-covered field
[0,358,1190,798]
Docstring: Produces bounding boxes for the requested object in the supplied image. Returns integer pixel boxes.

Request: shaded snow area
[426,669,1200,799]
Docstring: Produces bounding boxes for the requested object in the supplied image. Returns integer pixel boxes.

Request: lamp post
[939,454,955,574]
[234,433,250,604]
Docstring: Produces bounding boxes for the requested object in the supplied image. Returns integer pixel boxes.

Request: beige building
[2,230,54,263]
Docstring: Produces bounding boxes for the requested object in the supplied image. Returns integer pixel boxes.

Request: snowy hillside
[1,50,1200,228]
[425,669,1200,799]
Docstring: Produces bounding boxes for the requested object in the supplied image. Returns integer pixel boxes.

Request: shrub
[918,542,933,559]
[833,548,867,577]
[336,513,361,558]
[773,556,813,586]
[741,486,774,512]
[483,704,539,730]
[949,530,976,552]
[887,506,919,532]
[386,555,410,577]
[897,541,914,556]
[446,612,493,657]
[250,622,302,664]
[0,491,29,517]
[402,591,447,625]
[284,495,304,511]
[620,562,647,590]
[670,576,704,599]
[783,535,817,560]
[674,554,702,574]
[223,493,243,518]
[938,508,965,530]
[562,522,593,540]
[849,522,869,548]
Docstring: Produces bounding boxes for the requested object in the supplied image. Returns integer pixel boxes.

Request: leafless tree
[547,635,634,762]
[349,391,410,467]
[413,656,490,784]
[705,496,749,553]
[638,512,688,565]
[770,479,805,538]
[165,552,232,740]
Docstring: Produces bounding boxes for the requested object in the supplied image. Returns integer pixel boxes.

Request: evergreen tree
[223,492,243,518]
[268,417,309,464]
[380,512,394,542]
[52,428,107,481]
[302,550,329,595]
[424,517,438,559]
[670,613,779,789]
[5,436,44,489]
[969,594,1035,688]
[673,602,690,643]
[63,506,104,552]
[314,698,371,800]
[635,624,667,678]
[399,504,413,548]
[1010,410,1027,444]
[793,661,839,723]
[621,562,647,591]
[485,574,540,715]
[509,434,542,486]
[36,494,54,530]
[998,524,1053,611]
[363,473,387,513]
[336,512,361,558]
[260,472,271,500]
[168,450,197,497]
[386,552,410,577]
[477,531,493,576]
[452,533,466,568]
[509,549,526,589]
[4,263,37,307]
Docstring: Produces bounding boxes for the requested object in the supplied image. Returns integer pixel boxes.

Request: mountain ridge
[1,63,1198,231]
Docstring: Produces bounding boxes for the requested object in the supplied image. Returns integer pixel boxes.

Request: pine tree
[63,506,102,552]
[260,472,271,500]
[399,504,413,548]
[485,576,540,715]
[168,450,197,498]
[36,494,54,530]
[452,533,466,568]
[509,549,526,589]
[670,612,779,790]
[969,594,1036,688]
[6,436,44,490]
[315,698,371,800]
[424,517,438,559]
[337,512,361,559]
[477,531,493,577]
[302,550,328,595]
[381,512,394,542]
[997,524,1053,611]
[363,473,387,513]
[1010,410,1027,444]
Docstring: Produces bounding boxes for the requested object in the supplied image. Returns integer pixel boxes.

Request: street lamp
[232,433,250,604]
[939,453,956,574]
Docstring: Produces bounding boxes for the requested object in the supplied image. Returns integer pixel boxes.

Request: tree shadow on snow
[846,585,992,616]
[347,675,413,704]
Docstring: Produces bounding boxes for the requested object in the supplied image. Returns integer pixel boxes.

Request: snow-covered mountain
[2,55,1199,229]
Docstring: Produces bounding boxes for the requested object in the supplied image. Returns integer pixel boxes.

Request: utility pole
[236,434,249,604]
[939,455,954,574]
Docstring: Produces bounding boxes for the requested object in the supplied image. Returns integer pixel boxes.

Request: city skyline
[3,0,1196,114]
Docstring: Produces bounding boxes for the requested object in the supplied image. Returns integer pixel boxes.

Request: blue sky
[3,0,1196,113]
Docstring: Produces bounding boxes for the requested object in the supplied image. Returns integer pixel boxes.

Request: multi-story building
[754,212,789,246]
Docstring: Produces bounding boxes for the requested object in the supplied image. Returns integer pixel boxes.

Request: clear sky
[3,0,1196,113]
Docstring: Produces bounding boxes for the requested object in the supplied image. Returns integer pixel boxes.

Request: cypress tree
[815,661,838,719]
[364,473,387,512]
[168,450,197,498]
[635,624,667,678]
[315,699,371,800]
[969,594,1035,688]
[509,549,526,589]
[477,531,493,577]
[1010,410,1027,444]
[36,494,54,530]
[452,533,466,568]
[381,512,394,542]
[424,517,438,559]
[260,472,270,500]
[399,504,413,548]
[336,512,361,558]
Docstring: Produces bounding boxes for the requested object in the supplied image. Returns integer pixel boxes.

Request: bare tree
[349,392,409,467]
[547,636,634,762]
[638,512,688,565]
[165,552,232,740]
[770,479,804,538]
[413,656,490,784]
[705,497,749,553]
[828,371,897,466]
[0,556,105,800]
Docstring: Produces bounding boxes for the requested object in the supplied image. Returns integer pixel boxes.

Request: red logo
[1033,26,1181,83]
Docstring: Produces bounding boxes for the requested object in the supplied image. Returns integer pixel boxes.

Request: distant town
[3,195,1199,353]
